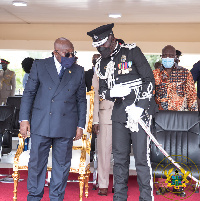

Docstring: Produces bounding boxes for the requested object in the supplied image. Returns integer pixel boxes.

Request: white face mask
[162,57,175,68]
[0,64,2,70]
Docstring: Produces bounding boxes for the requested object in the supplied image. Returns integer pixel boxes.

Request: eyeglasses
[55,50,77,58]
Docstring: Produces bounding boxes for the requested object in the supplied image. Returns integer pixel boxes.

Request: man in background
[92,72,114,196]
[85,53,100,92]
[175,49,182,65]
[21,57,35,89]
[153,45,197,196]
[0,59,16,105]
[153,45,197,111]
[154,61,161,70]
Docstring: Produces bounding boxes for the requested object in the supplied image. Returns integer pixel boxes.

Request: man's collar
[54,55,61,67]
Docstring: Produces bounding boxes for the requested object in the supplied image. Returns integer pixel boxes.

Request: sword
[138,118,200,188]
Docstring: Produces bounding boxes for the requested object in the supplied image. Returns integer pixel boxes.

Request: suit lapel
[45,57,60,85]
[53,64,77,97]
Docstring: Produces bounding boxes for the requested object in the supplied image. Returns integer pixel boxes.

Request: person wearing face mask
[87,23,157,201]
[0,59,16,105]
[153,45,197,111]
[153,46,197,196]
[19,37,87,200]
[85,54,100,92]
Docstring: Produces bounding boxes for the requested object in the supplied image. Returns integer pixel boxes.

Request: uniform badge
[118,60,132,74]
[121,55,126,63]
[69,70,71,73]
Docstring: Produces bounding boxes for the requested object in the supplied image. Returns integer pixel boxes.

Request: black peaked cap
[87,23,114,42]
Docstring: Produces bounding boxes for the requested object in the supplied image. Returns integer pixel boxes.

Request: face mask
[0,64,2,70]
[162,57,175,68]
[97,46,111,58]
[61,57,75,69]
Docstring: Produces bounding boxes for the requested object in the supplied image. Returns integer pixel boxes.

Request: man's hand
[74,127,83,140]
[92,124,100,135]
[20,121,30,139]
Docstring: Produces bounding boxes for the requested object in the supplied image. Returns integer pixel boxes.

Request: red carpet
[0,169,200,201]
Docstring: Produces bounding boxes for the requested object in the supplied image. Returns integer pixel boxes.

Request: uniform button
[68,89,70,91]
[52,99,54,102]
[49,112,52,115]
[49,87,52,90]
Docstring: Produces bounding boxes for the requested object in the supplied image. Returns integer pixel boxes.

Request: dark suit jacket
[191,61,200,99]
[19,57,87,138]
[85,68,94,92]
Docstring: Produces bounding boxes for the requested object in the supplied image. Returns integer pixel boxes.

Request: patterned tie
[59,66,65,81]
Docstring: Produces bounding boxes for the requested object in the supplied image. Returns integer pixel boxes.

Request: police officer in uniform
[87,23,157,201]
[0,59,16,105]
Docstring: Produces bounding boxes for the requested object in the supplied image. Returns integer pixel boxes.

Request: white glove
[110,84,131,98]
[125,104,144,123]
[125,104,144,132]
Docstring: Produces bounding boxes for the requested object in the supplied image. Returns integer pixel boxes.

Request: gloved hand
[110,84,131,98]
[125,104,144,123]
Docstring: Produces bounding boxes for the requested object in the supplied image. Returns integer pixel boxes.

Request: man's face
[92,54,100,66]
[54,41,74,63]
[2,63,7,71]
[100,35,112,48]
[162,46,176,59]
[161,46,176,69]
[97,35,115,58]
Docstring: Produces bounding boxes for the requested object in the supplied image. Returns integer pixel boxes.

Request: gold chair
[12,90,94,201]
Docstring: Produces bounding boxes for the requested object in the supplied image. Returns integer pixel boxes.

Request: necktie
[59,66,65,80]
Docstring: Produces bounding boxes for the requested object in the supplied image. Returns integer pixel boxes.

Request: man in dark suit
[87,24,157,201]
[85,54,100,92]
[19,37,87,200]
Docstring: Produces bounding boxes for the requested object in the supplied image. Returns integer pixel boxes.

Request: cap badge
[93,35,98,40]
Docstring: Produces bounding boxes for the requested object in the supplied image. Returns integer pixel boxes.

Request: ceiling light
[109,14,122,19]
[12,1,27,6]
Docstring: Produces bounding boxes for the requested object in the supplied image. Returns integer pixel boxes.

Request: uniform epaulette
[121,43,136,50]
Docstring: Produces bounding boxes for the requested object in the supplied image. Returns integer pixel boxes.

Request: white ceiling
[0,0,200,24]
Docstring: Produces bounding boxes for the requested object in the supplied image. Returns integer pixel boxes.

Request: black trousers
[112,121,153,201]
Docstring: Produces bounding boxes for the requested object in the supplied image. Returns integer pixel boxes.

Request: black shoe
[176,191,186,197]
[156,187,166,195]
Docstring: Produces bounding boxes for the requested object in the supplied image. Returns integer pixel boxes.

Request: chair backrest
[6,96,22,110]
[151,110,200,166]
[6,96,22,129]
[0,105,15,133]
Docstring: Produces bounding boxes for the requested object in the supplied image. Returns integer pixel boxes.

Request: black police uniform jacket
[96,42,158,123]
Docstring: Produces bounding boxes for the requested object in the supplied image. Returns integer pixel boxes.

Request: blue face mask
[162,57,175,69]
[61,57,75,69]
